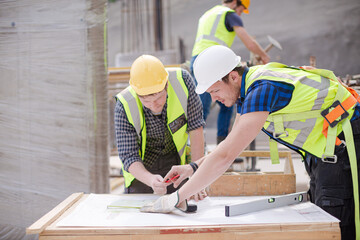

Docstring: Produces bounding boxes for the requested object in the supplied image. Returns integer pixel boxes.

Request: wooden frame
[207,151,296,196]
[108,65,181,84]
[27,193,340,240]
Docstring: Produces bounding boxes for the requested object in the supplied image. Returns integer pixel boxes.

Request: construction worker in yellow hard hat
[189,0,270,149]
[141,45,360,240]
[114,55,206,200]
[237,0,250,14]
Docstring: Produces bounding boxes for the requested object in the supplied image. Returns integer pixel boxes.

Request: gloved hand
[140,191,190,213]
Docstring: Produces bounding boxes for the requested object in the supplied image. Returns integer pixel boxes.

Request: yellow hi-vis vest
[245,62,360,238]
[116,68,189,188]
[245,63,355,158]
[192,5,236,57]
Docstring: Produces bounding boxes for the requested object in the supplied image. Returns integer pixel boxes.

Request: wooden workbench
[27,192,341,240]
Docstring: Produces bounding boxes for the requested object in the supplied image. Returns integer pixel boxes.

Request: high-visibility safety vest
[192,5,236,57]
[245,62,360,238]
[116,68,189,188]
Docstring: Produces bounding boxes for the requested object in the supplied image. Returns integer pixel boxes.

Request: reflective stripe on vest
[245,62,355,159]
[116,68,189,187]
[192,5,236,56]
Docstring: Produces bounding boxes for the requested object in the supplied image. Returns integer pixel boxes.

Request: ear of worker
[140,191,197,213]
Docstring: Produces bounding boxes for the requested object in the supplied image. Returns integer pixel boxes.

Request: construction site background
[107,0,360,196]
[1,1,359,239]
[108,0,360,76]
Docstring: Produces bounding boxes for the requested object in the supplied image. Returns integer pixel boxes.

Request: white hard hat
[194,45,241,94]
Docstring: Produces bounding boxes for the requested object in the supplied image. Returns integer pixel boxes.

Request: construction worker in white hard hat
[114,55,206,199]
[190,0,270,145]
[141,46,360,240]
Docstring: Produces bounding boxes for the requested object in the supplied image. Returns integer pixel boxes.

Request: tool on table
[107,205,140,209]
[107,199,150,210]
[225,191,308,217]
[165,174,180,183]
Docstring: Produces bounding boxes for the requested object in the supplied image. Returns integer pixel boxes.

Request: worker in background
[190,0,270,144]
[141,46,360,240]
[114,55,206,198]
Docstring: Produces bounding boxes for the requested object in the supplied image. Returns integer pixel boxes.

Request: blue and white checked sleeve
[114,100,142,172]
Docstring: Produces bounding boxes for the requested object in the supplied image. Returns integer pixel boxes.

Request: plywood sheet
[56,194,339,227]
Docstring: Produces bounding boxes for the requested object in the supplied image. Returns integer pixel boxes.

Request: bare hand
[164,164,193,188]
[260,54,270,64]
[150,175,168,195]
[300,65,315,70]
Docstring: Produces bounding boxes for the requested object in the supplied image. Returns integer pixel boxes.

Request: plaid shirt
[114,69,205,171]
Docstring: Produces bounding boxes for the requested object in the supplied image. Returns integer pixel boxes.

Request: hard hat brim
[133,71,168,96]
[195,56,241,94]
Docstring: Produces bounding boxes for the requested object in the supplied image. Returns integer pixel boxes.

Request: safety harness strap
[320,83,359,239]
[322,85,358,159]
[323,85,345,158]
[342,119,360,239]
[268,111,320,165]
[267,110,322,122]
[269,139,280,164]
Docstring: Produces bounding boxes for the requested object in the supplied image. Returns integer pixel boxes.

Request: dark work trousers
[125,152,186,194]
[304,118,360,240]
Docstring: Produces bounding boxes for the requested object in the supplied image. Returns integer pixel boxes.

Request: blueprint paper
[57,194,339,227]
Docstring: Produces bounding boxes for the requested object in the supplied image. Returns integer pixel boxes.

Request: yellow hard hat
[129,55,168,96]
[240,0,250,14]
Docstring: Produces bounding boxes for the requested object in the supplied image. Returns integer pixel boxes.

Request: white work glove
[140,191,188,213]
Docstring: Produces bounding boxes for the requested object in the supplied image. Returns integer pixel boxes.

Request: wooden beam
[207,151,296,196]
[38,222,340,240]
[26,192,84,235]
[107,65,181,84]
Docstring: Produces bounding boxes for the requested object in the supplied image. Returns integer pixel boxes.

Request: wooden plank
[283,152,294,174]
[35,194,340,240]
[107,65,181,84]
[39,231,340,240]
[38,223,340,240]
[207,151,296,196]
[26,192,84,235]
[110,177,125,191]
[207,173,296,196]
[240,150,295,174]
[40,222,337,235]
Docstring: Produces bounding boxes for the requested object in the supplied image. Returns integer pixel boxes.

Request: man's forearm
[128,162,153,187]
[234,26,269,62]
[189,126,204,162]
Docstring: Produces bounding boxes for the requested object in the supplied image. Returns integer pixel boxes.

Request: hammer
[264,35,283,52]
[251,35,282,65]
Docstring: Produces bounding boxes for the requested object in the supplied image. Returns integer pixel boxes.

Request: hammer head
[267,35,283,50]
